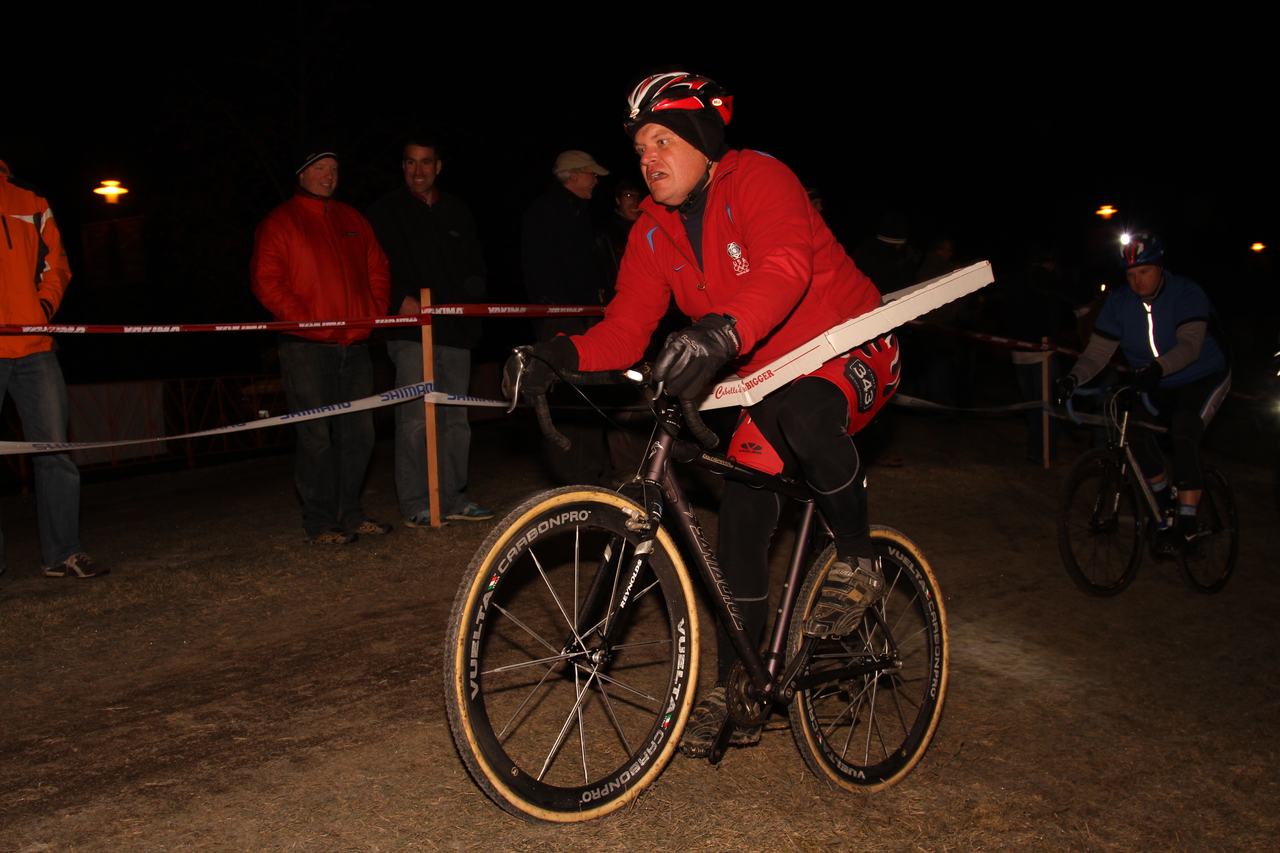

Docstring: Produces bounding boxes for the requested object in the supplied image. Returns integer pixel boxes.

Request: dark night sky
[8,10,1277,375]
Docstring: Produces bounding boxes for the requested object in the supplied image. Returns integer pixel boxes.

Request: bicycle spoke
[537,667,601,783]
[483,650,582,676]
[881,565,904,609]
[863,675,882,765]
[890,623,931,647]
[496,659,562,741]
[492,603,567,658]
[581,577,662,640]
[575,663,588,783]
[610,637,671,653]
[593,680,634,755]
[822,678,874,741]
[837,686,869,759]
[889,679,912,733]
[528,548,587,651]
[593,668,661,706]
[888,587,923,636]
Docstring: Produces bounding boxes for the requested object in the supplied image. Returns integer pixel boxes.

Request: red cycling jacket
[1,165,71,359]
[571,149,881,375]
[251,193,390,345]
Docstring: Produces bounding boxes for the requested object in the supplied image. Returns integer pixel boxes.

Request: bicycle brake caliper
[624,506,650,533]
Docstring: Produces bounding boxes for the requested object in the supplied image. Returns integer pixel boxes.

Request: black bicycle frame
[624,398,823,703]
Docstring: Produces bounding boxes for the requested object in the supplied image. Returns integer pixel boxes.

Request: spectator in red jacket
[251,150,392,545]
[1,158,106,578]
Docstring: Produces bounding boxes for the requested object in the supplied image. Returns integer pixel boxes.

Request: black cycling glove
[1053,374,1078,407]
[502,336,579,401]
[1134,361,1163,392]
[653,313,740,400]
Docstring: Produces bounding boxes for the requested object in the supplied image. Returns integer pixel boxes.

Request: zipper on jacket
[1142,302,1159,357]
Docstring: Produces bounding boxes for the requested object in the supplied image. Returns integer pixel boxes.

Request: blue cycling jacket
[1094,271,1227,388]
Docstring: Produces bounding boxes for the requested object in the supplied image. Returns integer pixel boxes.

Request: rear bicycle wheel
[444,487,698,822]
[1179,467,1238,594]
[1058,449,1144,595]
[787,526,948,791]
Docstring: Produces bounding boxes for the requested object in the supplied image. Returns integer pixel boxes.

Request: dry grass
[1,413,1277,850]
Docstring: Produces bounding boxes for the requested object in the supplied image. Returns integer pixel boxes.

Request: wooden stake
[421,288,442,526]
[1041,337,1051,469]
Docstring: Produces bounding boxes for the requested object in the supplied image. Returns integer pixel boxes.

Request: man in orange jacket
[1,159,106,578]
[251,150,392,545]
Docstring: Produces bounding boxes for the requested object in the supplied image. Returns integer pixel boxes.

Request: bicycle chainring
[726,661,771,727]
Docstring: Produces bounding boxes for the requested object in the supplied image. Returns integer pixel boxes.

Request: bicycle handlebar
[681,399,720,450]
[511,350,721,451]
[1065,384,1159,426]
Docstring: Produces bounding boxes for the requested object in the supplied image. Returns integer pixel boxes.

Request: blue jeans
[0,350,83,570]
[387,341,472,517]
[277,340,375,537]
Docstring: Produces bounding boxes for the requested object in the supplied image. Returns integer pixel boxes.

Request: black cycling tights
[1132,370,1230,492]
[714,378,870,683]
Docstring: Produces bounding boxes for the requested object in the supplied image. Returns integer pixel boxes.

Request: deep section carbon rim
[788,529,948,791]
[445,488,697,821]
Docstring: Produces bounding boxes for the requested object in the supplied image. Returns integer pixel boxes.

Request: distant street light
[1251,242,1266,253]
[93,179,129,204]
[1096,204,1117,219]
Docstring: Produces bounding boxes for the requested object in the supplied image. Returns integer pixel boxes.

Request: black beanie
[637,111,727,161]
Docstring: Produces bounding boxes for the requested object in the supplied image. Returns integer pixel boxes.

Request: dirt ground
[2,409,1277,851]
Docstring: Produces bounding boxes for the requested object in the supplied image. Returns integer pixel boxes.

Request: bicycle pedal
[707,720,735,764]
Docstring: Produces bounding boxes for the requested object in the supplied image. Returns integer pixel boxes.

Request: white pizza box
[699,260,994,410]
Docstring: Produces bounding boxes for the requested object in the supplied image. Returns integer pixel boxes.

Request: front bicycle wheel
[1058,449,1144,595]
[787,527,948,792]
[1179,467,1238,594]
[444,487,699,822]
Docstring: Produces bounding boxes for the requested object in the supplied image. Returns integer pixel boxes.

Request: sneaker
[43,552,109,579]
[353,519,392,536]
[445,502,495,522]
[678,686,761,758]
[310,529,356,545]
[404,510,445,529]
[804,556,884,638]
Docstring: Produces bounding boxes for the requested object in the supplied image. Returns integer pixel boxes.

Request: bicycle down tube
[632,396,818,702]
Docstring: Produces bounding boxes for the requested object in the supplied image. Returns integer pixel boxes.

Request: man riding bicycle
[505,71,901,757]
[1056,231,1231,541]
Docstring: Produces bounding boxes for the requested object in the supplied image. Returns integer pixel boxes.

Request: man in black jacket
[521,150,611,338]
[368,136,493,524]
[519,150,613,485]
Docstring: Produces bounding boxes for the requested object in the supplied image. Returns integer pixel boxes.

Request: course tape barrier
[0,382,507,457]
[0,304,606,336]
[907,321,1081,358]
[890,394,1042,414]
[1,377,1152,457]
[891,393,1145,428]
